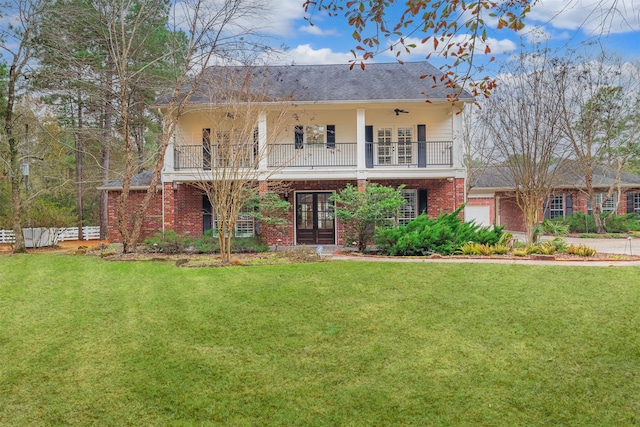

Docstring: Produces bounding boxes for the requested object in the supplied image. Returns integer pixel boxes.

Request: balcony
[173,141,453,171]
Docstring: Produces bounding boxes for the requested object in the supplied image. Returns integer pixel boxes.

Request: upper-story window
[376,127,414,165]
[306,125,325,145]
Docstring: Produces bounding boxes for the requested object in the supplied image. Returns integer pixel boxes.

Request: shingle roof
[471,163,640,190]
[99,170,154,190]
[157,62,474,106]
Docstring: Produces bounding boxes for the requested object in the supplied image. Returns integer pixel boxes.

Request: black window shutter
[253,128,259,158]
[627,193,635,214]
[417,124,426,168]
[566,194,573,217]
[295,125,303,149]
[543,197,550,219]
[202,128,212,170]
[418,189,428,215]
[365,125,373,168]
[326,125,336,148]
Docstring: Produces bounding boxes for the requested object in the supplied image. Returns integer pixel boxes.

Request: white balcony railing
[173,141,453,170]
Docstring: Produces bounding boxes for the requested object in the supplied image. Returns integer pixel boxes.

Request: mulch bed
[3,241,640,265]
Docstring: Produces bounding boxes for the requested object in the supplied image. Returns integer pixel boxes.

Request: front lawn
[1,254,639,426]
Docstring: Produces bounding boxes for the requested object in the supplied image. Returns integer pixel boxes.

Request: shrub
[565,244,597,257]
[604,213,638,233]
[143,231,186,254]
[537,241,557,255]
[491,244,511,255]
[567,212,639,234]
[542,218,569,236]
[567,212,597,233]
[375,206,503,256]
[459,242,491,256]
[548,237,568,252]
[188,235,269,254]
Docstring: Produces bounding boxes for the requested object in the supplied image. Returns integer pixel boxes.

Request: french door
[296,192,335,245]
[376,126,414,165]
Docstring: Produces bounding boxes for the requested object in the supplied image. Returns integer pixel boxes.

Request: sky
[256,0,640,75]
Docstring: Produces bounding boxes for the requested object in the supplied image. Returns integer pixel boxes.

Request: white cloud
[257,0,306,35]
[526,0,640,35]
[378,35,517,60]
[266,44,353,65]
[299,24,340,37]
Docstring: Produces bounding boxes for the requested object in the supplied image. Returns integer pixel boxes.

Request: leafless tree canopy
[482,48,571,243]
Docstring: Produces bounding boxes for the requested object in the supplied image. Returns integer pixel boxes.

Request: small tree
[189,66,289,264]
[482,47,569,244]
[330,183,406,252]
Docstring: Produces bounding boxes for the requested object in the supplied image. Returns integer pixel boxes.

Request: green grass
[1,255,640,426]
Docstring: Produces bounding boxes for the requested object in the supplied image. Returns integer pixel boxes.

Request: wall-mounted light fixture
[394,108,409,116]
[284,192,289,202]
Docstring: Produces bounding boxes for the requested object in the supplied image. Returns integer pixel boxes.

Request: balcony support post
[356,109,367,171]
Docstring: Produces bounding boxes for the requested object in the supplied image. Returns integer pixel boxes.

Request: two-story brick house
[102,62,473,246]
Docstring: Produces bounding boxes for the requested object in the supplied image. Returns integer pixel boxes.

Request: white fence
[0,226,101,245]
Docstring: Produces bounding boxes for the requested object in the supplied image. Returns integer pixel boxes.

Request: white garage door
[465,205,491,227]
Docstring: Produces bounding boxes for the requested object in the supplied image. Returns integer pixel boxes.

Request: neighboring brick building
[466,165,640,232]
[101,62,473,246]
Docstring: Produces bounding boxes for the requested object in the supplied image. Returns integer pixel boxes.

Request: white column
[163,130,175,182]
[356,108,366,172]
[452,105,464,169]
[258,111,268,172]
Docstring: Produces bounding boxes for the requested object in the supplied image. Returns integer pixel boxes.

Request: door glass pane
[377,127,392,165]
[316,193,334,230]
[297,194,314,229]
[397,127,413,164]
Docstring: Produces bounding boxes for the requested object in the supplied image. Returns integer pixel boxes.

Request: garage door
[465,205,491,227]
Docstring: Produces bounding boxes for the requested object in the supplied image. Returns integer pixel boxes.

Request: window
[398,189,417,226]
[549,195,564,219]
[305,125,325,145]
[397,127,413,164]
[203,196,255,237]
[588,193,618,214]
[631,193,640,214]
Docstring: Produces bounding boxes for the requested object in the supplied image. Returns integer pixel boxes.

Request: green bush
[541,218,569,236]
[604,213,639,233]
[187,234,269,254]
[567,212,597,233]
[143,231,186,254]
[375,206,503,256]
[143,232,269,255]
[567,212,640,234]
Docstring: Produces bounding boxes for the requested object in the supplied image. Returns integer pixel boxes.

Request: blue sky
[260,0,640,74]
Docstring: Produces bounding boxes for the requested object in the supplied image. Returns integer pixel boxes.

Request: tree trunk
[6,63,26,254]
[76,95,84,241]
[99,67,113,240]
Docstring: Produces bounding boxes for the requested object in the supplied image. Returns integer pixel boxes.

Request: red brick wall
[373,178,463,217]
[497,195,525,231]
[106,189,163,242]
[494,189,640,232]
[107,177,467,245]
[174,184,205,237]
